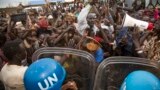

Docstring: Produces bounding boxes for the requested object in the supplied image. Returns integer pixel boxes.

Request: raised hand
[61,81,78,90]
[67,39,75,48]
[132,25,140,41]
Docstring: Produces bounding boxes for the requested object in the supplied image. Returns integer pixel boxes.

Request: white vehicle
[23,6,43,13]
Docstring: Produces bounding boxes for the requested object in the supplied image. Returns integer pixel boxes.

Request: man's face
[66,17,74,25]
[87,15,96,27]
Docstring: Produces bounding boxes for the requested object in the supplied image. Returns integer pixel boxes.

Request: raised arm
[77,4,92,35]
[53,26,73,45]
[78,4,92,25]
[140,31,150,46]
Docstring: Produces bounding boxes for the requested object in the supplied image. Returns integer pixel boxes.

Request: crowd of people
[0,0,160,90]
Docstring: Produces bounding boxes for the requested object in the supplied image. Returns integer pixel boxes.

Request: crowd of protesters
[0,0,160,90]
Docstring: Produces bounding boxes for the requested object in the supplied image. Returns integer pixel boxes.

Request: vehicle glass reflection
[37,53,92,90]
[99,64,160,90]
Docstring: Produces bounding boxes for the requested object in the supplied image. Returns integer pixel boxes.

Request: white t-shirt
[0,63,28,90]
[101,23,114,34]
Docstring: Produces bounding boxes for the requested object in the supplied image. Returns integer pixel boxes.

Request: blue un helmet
[120,70,160,90]
[24,58,66,90]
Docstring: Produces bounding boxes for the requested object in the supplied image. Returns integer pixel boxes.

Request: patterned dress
[143,36,160,62]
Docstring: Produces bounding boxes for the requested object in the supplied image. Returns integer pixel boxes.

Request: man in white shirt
[77,2,115,37]
[1,64,27,90]
[77,3,99,36]
[0,40,28,90]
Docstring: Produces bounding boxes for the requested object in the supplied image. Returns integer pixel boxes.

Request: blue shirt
[95,48,104,63]
[116,27,133,56]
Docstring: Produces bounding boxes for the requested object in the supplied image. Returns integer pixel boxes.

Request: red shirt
[38,18,49,29]
[94,36,103,42]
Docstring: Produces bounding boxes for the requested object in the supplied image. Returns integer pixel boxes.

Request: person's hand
[132,25,140,41]
[7,16,11,33]
[47,26,52,30]
[61,81,78,90]
[131,25,142,50]
[41,43,47,47]
[119,35,128,46]
[50,33,59,38]
[102,5,108,14]
[104,19,111,26]
[69,25,76,30]
[67,39,75,48]
[65,25,75,32]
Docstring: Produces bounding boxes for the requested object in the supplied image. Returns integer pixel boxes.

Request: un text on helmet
[38,73,58,90]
